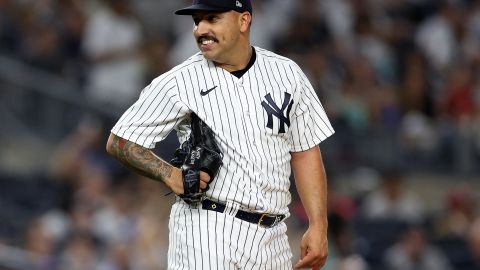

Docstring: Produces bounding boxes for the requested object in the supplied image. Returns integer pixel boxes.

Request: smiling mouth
[201,40,214,45]
[197,36,218,46]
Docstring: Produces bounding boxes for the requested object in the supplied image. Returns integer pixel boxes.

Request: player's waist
[200,198,286,228]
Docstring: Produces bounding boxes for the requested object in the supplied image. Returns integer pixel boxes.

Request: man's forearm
[107,133,173,182]
[291,146,328,226]
[291,146,329,270]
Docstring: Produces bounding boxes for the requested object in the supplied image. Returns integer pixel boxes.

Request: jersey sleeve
[111,74,189,149]
[288,65,335,152]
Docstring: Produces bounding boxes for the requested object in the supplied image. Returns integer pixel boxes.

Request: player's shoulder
[255,47,306,79]
[254,46,303,71]
[254,47,294,64]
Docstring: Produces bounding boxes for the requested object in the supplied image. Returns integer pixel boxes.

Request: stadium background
[0,0,479,269]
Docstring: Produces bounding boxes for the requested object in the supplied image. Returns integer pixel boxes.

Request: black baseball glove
[170,113,223,204]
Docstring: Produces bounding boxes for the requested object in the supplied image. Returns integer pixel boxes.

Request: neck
[214,43,252,72]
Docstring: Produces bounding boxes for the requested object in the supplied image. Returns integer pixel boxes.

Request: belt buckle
[257,213,268,226]
[258,213,280,227]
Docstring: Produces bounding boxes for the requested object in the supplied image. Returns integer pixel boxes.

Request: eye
[206,15,218,23]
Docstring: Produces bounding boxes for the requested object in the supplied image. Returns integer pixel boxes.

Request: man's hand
[294,224,328,270]
[166,170,212,195]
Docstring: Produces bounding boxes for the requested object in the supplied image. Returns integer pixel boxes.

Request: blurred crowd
[1,0,480,269]
[1,0,479,170]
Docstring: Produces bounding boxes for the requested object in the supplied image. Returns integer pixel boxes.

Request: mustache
[197,35,218,43]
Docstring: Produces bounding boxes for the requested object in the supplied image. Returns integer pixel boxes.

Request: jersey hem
[110,129,157,149]
[290,130,335,152]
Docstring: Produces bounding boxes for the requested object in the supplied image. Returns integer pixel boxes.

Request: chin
[201,51,216,61]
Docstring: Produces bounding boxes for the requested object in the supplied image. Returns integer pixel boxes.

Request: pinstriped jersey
[111,46,334,215]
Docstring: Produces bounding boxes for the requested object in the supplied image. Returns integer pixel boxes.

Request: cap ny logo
[261,92,294,134]
[236,0,242,8]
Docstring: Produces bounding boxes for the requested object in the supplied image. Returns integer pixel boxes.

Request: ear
[239,12,252,33]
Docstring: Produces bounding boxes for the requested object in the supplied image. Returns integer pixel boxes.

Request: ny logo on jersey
[261,92,294,134]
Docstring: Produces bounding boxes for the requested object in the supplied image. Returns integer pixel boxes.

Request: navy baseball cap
[175,0,252,15]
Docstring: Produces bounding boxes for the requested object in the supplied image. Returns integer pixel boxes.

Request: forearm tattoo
[110,135,173,182]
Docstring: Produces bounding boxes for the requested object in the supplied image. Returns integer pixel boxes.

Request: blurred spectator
[384,225,452,270]
[132,177,171,268]
[320,0,354,45]
[142,36,170,81]
[24,219,52,257]
[464,1,480,63]
[433,184,477,238]
[399,112,439,162]
[325,214,368,270]
[415,1,465,72]
[328,191,357,223]
[41,159,113,246]
[23,218,55,269]
[131,0,184,36]
[360,169,425,223]
[48,117,112,182]
[166,0,199,66]
[333,59,373,132]
[302,45,339,100]
[56,0,87,78]
[427,184,479,269]
[74,164,112,212]
[0,0,21,53]
[39,208,71,248]
[91,180,137,246]
[56,231,102,270]
[97,243,132,270]
[249,0,295,50]
[348,167,382,201]
[335,55,402,130]
[397,50,438,160]
[352,13,395,83]
[474,75,480,155]
[19,7,64,72]
[436,62,477,171]
[65,199,96,238]
[399,51,435,118]
[274,0,330,60]
[82,0,146,110]
[466,218,480,269]
[2,0,86,75]
[370,85,402,128]
[439,63,476,121]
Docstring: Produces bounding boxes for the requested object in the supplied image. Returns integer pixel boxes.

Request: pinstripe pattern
[111,47,334,269]
[168,201,292,270]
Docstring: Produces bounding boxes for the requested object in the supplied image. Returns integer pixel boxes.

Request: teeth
[202,40,214,45]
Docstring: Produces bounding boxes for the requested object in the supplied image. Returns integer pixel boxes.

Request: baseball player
[106,0,334,269]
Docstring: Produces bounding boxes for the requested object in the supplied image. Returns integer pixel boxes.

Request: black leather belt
[202,199,285,228]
